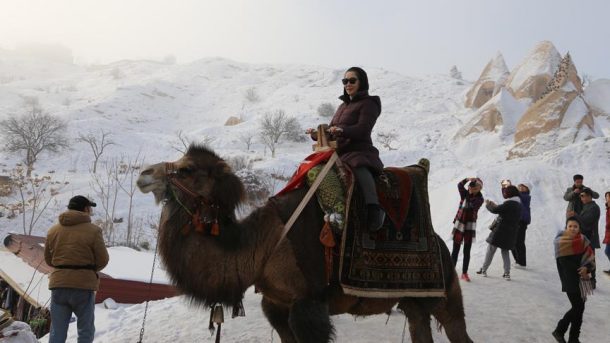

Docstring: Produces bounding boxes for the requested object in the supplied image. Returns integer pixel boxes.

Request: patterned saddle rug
[339,160,446,298]
[277,154,446,298]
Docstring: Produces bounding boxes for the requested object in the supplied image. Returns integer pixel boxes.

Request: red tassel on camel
[319,218,336,284]
[210,220,220,236]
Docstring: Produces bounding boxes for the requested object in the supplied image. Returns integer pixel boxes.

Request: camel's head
[137,145,244,213]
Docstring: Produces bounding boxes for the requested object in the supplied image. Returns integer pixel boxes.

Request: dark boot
[552,319,568,343]
[367,204,385,232]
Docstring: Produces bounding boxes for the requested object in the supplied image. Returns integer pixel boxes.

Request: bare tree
[0,165,67,234]
[115,154,143,245]
[317,102,336,117]
[0,108,69,176]
[78,130,115,173]
[171,130,215,154]
[239,132,255,151]
[259,110,303,158]
[376,130,398,151]
[90,160,121,244]
[244,87,260,103]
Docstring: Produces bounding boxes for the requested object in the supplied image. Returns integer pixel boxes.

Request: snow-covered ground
[0,51,609,342]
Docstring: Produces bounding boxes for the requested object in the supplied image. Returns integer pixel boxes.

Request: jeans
[49,288,96,343]
[481,244,510,274]
[605,244,610,265]
[353,167,379,205]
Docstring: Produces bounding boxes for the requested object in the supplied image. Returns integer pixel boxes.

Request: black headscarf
[342,66,369,98]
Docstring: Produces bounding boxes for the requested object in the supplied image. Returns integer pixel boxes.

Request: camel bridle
[164,162,220,235]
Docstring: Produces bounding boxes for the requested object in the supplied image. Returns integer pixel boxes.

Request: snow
[585,78,610,114]
[103,247,171,284]
[0,53,609,342]
[494,88,527,137]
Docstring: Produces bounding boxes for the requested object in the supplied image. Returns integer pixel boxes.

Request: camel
[137,145,473,343]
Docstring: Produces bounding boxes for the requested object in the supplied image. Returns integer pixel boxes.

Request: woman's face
[518,185,527,193]
[343,71,360,97]
[565,220,580,237]
[605,193,610,204]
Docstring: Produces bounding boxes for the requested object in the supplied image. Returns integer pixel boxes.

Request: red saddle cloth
[376,167,413,235]
[276,150,334,196]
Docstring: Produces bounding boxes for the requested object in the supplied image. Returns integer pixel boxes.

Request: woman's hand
[328,126,343,135]
[577,266,589,278]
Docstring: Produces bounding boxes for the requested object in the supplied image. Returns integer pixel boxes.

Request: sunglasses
[341,77,358,85]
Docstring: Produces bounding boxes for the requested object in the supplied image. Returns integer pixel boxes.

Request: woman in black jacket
[476,185,521,280]
[552,217,595,343]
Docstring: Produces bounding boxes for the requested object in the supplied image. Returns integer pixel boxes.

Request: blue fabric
[605,243,610,263]
[519,192,531,224]
[49,288,95,343]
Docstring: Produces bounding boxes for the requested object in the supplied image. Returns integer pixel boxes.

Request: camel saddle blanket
[339,163,446,298]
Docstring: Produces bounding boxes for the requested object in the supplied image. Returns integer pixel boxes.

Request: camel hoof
[417,158,430,173]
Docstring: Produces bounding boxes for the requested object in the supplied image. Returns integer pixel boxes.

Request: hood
[58,209,92,226]
[505,196,521,203]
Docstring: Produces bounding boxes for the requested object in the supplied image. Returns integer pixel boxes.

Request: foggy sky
[1,0,609,80]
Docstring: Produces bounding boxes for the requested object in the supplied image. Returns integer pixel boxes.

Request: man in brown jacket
[44,195,109,343]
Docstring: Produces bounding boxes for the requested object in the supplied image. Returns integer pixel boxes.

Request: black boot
[552,319,568,343]
[367,204,385,232]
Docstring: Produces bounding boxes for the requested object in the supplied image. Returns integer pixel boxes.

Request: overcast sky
[1,0,609,80]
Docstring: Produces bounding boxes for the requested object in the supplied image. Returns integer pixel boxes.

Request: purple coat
[330,91,383,174]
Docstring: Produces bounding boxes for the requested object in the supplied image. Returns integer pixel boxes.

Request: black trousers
[556,291,585,341]
[511,221,528,266]
[451,241,472,274]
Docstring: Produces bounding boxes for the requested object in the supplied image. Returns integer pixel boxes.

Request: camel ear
[211,161,244,211]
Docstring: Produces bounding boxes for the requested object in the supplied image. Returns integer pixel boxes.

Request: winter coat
[485,197,522,250]
[604,204,610,244]
[563,185,599,214]
[44,210,109,291]
[329,90,383,174]
[578,202,601,249]
[556,253,593,293]
[453,178,484,224]
[518,191,531,225]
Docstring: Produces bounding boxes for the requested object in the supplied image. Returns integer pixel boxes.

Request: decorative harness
[165,162,220,236]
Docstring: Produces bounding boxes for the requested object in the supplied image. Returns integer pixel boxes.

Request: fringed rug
[339,161,446,298]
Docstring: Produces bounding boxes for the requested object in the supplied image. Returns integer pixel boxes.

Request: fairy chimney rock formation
[505,41,562,101]
[508,52,594,159]
[464,52,509,108]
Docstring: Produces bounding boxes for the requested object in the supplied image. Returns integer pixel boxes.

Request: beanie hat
[518,183,531,192]
[68,195,97,212]
[573,174,584,181]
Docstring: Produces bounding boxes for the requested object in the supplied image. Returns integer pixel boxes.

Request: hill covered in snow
[0,43,609,342]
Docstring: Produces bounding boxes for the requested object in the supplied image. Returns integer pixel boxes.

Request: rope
[273,152,339,251]
[136,229,161,343]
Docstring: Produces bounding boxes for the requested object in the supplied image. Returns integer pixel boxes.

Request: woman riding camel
[308,66,385,232]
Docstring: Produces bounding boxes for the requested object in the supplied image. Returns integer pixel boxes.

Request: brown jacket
[44,210,109,290]
[330,91,383,174]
